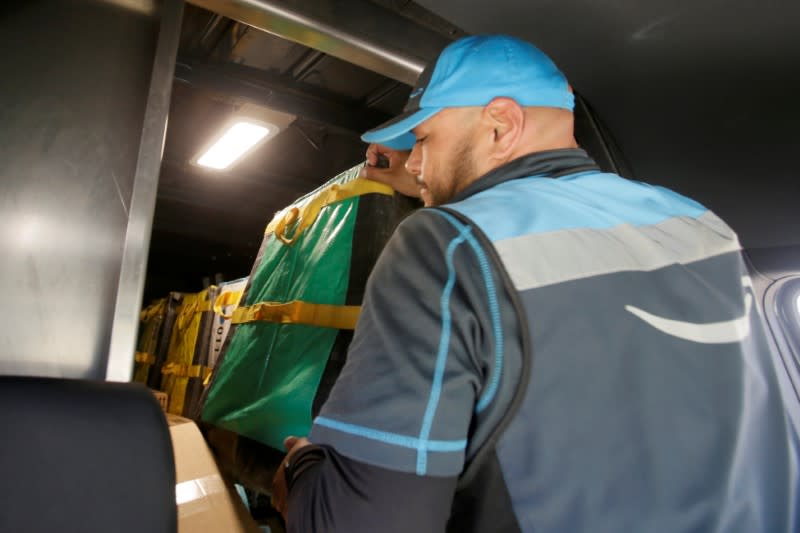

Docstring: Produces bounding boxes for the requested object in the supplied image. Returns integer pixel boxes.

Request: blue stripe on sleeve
[416,225,471,475]
[467,231,503,413]
[433,209,504,414]
[314,416,467,452]
[317,208,504,475]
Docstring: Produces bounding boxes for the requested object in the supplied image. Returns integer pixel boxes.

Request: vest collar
[449,148,600,203]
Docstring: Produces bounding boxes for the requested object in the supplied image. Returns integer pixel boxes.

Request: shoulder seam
[415,223,471,475]
[430,210,504,414]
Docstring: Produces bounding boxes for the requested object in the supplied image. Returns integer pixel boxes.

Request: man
[272,35,796,532]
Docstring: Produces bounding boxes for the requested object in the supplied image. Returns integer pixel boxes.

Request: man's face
[405,108,481,207]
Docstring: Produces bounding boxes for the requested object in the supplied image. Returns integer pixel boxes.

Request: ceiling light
[196,121,272,170]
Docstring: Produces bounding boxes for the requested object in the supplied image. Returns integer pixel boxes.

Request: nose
[405,142,422,177]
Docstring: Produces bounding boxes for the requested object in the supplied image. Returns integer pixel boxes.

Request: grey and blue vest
[441,150,797,532]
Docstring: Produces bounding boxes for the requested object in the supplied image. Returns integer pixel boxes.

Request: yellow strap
[160,362,213,380]
[231,301,361,330]
[265,178,393,245]
[134,351,155,365]
[175,301,197,331]
[203,371,213,386]
[213,290,244,319]
[176,297,214,330]
[139,299,166,321]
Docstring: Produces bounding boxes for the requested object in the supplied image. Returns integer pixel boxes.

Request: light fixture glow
[197,121,271,170]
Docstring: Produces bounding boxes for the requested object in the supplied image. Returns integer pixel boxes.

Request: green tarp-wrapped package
[201,164,417,455]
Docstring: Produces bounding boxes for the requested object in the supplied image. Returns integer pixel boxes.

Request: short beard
[430,134,477,206]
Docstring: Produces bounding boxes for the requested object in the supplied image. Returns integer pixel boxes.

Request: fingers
[361,166,421,199]
[272,436,313,521]
[271,463,288,520]
[284,435,299,451]
[360,144,421,199]
[365,143,379,166]
[365,143,395,167]
[284,436,311,452]
[359,164,393,184]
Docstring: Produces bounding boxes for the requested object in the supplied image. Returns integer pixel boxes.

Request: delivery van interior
[1,0,798,531]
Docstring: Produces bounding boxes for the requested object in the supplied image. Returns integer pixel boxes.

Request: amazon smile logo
[625,277,755,344]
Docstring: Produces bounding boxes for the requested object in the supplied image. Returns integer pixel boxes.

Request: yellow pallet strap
[232,301,361,330]
[213,290,244,319]
[265,178,393,245]
[139,299,166,322]
[176,298,214,330]
[134,351,156,365]
[161,362,213,380]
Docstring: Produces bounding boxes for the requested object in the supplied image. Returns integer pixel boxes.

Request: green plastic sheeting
[202,165,367,451]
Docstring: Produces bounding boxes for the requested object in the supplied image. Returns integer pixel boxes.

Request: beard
[426,134,478,206]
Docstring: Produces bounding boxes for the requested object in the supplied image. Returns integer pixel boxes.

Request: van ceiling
[145,2,459,301]
[416,0,800,247]
[145,0,800,302]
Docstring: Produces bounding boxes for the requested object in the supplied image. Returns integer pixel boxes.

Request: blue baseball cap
[362,35,574,150]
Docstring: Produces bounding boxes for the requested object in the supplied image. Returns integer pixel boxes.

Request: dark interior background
[416,0,800,249]
[145,5,418,300]
[143,0,800,303]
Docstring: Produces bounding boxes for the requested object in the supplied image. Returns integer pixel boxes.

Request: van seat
[0,376,176,532]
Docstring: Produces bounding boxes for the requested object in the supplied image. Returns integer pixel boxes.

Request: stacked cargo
[135,281,249,420]
[134,292,183,390]
[159,286,218,417]
[195,164,416,490]
[133,298,166,385]
[135,163,416,497]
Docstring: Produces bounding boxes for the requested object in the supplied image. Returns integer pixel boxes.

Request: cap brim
[361,107,442,151]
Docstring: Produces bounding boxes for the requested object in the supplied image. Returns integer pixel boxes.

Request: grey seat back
[0,376,177,533]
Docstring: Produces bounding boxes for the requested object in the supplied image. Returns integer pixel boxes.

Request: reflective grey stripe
[494,211,740,291]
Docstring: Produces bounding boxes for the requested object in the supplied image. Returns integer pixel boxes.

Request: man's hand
[271,435,312,521]
[359,144,420,199]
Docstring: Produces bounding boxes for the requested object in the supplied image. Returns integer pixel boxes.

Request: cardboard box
[167,414,261,533]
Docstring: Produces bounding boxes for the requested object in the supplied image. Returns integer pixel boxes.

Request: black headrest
[0,376,177,533]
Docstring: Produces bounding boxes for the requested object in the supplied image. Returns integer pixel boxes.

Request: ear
[483,97,524,162]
